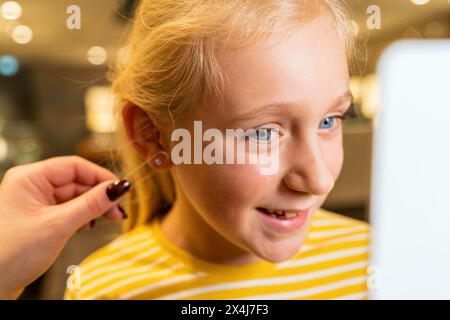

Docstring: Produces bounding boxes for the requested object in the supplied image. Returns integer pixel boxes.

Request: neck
[159,185,261,266]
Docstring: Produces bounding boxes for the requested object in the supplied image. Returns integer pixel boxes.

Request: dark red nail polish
[118,205,129,220]
[106,180,131,202]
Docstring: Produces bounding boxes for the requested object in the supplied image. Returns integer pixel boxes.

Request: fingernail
[106,180,131,202]
[118,205,129,220]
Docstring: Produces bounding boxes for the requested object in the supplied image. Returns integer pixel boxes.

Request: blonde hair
[111,0,357,232]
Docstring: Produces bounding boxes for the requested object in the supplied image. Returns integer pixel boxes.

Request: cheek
[175,162,271,210]
[323,138,344,179]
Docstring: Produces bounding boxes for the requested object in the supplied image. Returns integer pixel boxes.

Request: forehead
[214,13,349,116]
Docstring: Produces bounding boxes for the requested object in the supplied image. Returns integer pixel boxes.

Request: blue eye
[246,128,277,142]
[319,116,337,130]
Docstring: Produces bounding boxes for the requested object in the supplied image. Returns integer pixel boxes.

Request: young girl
[65,0,370,300]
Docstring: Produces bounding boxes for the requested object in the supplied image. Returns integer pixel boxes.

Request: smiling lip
[256,207,311,233]
[261,208,308,214]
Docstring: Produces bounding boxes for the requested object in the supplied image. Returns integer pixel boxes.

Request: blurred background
[0,0,449,299]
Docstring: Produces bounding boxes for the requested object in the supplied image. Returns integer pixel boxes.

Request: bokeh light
[11,25,33,44]
[0,55,20,77]
[0,1,22,21]
[410,0,430,5]
[87,46,108,65]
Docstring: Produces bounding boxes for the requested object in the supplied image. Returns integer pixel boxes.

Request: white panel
[371,40,450,299]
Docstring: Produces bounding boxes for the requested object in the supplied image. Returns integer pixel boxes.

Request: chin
[258,250,298,264]
[253,239,303,263]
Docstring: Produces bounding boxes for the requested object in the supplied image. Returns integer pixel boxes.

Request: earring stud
[152,152,168,168]
[154,157,163,166]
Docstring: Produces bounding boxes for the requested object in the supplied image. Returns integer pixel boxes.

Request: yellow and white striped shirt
[64,208,370,300]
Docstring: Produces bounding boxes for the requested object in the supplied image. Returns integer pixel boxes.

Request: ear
[122,101,172,170]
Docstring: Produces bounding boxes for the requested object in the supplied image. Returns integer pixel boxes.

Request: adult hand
[0,156,131,299]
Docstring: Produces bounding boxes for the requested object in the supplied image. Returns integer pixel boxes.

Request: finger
[79,219,96,232]
[79,221,94,231]
[78,207,124,233]
[104,206,127,222]
[39,156,118,188]
[54,183,91,204]
[54,179,131,230]
[55,184,126,222]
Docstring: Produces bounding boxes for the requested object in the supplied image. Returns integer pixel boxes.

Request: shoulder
[64,224,157,300]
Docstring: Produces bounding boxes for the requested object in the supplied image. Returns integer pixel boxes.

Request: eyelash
[319,115,347,130]
[320,103,355,131]
[244,127,280,143]
[244,103,355,141]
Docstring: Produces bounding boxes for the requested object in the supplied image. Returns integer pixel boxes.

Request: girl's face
[167,13,352,262]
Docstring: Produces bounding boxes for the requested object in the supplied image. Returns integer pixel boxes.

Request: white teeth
[264,208,283,214]
[260,208,299,219]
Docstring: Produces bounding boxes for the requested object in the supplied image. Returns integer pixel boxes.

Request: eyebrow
[227,91,354,124]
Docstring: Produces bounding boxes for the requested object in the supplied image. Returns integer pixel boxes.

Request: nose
[283,134,335,196]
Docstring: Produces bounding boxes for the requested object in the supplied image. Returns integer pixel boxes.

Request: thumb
[56,179,131,230]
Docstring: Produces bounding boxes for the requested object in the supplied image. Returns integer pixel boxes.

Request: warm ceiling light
[87,46,108,65]
[410,0,430,5]
[0,136,9,162]
[85,86,117,133]
[0,1,22,21]
[11,25,33,44]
